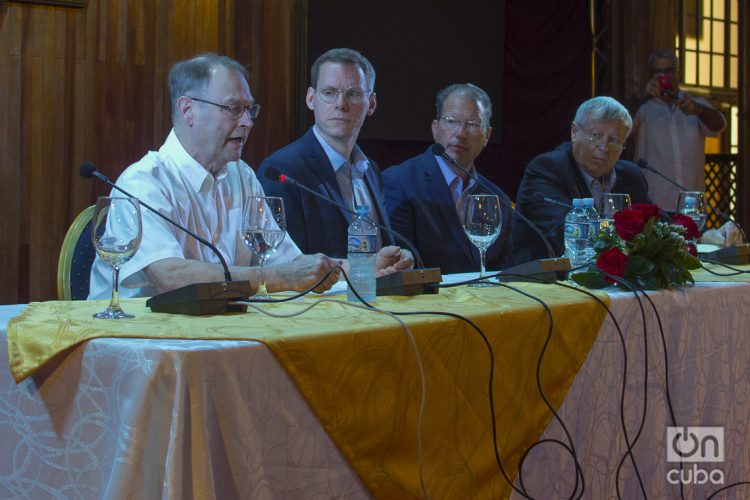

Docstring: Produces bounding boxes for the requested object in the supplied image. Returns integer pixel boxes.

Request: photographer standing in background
[631,49,726,210]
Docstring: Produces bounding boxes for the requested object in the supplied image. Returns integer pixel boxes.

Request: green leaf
[570,272,610,289]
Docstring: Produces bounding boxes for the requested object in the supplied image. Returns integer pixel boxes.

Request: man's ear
[305,87,316,111]
[366,92,377,116]
[177,96,194,126]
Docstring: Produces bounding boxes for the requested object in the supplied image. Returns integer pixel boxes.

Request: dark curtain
[496,0,592,199]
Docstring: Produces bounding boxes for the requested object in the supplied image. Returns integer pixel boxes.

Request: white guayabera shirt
[88,130,301,299]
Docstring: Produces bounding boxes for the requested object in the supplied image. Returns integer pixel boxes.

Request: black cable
[492,278,585,500]
[600,274,649,500]
[699,258,750,275]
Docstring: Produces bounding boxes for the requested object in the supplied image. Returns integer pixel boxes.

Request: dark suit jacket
[382,147,513,274]
[511,141,651,265]
[257,128,393,258]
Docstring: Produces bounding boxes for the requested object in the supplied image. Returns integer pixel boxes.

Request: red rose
[686,242,698,257]
[614,209,646,240]
[631,203,661,222]
[673,214,702,240]
[597,247,628,280]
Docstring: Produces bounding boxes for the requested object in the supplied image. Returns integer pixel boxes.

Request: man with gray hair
[511,96,651,265]
[631,48,726,209]
[382,83,513,273]
[89,52,407,299]
[258,48,411,273]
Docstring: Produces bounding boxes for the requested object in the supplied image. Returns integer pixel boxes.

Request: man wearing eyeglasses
[511,96,651,265]
[382,83,513,274]
[90,53,351,299]
[258,48,410,272]
[631,49,727,209]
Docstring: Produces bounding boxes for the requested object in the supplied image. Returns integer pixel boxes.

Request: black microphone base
[497,258,571,282]
[699,244,750,265]
[376,268,442,296]
[146,281,251,315]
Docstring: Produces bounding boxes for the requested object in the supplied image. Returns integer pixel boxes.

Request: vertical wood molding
[738,0,748,227]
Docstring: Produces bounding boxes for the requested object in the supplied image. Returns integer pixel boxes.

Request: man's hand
[676,93,702,115]
[264,253,342,294]
[644,74,663,99]
[375,246,414,278]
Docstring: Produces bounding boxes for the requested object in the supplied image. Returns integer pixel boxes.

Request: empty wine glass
[242,196,286,299]
[600,193,632,234]
[676,191,707,231]
[91,196,142,319]
[460,194,502,287]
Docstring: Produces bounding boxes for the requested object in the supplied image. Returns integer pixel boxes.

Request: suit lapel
[363,165,393,245]
[423,155,478,265]
[303,131,353,224]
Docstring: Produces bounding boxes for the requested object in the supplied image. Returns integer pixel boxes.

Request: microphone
[262,166,441,296]
[637,158,749,264]
[80,162,251,315]
[532,191,573,209]
[431,144,570,282]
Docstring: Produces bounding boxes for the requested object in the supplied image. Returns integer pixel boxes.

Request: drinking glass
[599,193,632,234]
[91,196,142,319]
[460,194,502,287]
[242,196,286,299]
[676,191,707,231]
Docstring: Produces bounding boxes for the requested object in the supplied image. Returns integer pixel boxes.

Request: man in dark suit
[512,96,651,265]
[258,48,405,268]
[383,83,512,274]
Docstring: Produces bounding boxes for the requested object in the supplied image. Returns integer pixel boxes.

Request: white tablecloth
[2,281,750,499]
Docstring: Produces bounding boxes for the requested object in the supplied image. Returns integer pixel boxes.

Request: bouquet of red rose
[571,203,702,289]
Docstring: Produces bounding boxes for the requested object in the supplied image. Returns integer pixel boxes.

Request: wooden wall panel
[0,0,302,304]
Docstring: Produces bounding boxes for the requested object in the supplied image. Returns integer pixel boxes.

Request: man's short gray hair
[647,48,679,72]
[574,96,633,136]
[435,83,493,126]
[168,53,250,124]
[310,48,376,92]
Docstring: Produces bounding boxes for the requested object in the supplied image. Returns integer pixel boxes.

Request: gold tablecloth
[8,283,609,498]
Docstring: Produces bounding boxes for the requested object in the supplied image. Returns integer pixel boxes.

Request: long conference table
[2,270,750,499]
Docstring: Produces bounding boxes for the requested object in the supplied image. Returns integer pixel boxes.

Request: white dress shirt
[89,130,302,299]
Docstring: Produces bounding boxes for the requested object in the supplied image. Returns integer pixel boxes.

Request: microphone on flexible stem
[80,162,251,315]
[431,143,570,282]
[263,167,442,295]
[532,191,573,209]
[637,158,749,264]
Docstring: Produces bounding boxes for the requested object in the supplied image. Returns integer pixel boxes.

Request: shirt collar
[577,163,617,193]
[312,125,368,173]
[435,154,476,191]
[166,129,230,194]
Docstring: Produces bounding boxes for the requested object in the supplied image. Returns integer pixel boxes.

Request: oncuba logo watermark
[666,426,725,485]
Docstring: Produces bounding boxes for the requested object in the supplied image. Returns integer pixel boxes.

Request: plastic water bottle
[347,205,378,302]
[564,198,599,268]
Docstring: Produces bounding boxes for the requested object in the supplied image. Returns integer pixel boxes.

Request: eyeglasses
[187,96,261,119]
[316,87,369,105]
[581,129,626,152]
[439,116,486,134]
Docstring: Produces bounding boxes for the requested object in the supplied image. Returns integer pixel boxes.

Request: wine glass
[599,193,632,234]
[242,196,286,299]
[460,194,502,287]
[91,196,142,319]
[676,191,707,231]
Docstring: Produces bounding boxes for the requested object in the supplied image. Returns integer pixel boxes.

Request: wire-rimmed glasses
[91,196,142,319]
[186,96,261,119]
[242,196,286,300]
[439,116,486,134]
[459,194,502,287]
[316,87,369,105]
